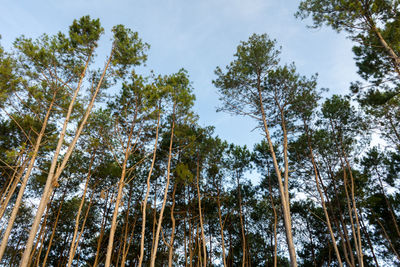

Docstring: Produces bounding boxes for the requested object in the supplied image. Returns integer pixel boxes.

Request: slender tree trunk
[20,51,111,267]
[376,218,400,262]
[66,153,95,267]
[93,190,112,267]
[138,109,161,267]
[342,154,364,267]
[197,223,202,267]
[122,207,140,266]
[195,156,207,267]
[150,104,176,267]
[375,167,400,237]
[189,195,194,267]
[29,192,55,266]
[104,131,135,267]
[304,122,342,266]
[267,173,278,267]
[184,215,188,267]
[70,193,94,265]
[256,82,297,267]
[0,154,29,220]
[151,183,157,255]
[329,119,363,266]
[235,173,247,267]
[120,183,133,267]
[41,192,66,267]
[216,188,227,267]
[0,91,56,262]
[359,212,379,267]
[361,9,400,75]
[168,184,177,267]
[325,166,355,267]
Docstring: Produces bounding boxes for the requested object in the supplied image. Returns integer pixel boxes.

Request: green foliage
[111,24,149,77]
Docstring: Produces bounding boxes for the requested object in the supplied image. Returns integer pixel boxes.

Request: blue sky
[1,0,359,148]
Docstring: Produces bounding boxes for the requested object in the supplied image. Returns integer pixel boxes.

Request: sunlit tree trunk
[195,156,207,267]
[41,191,67,267]
[256,78,297,267]
[304,122,343,267]
[168,184,177,267]
[66,152,95,267]
[267,172,278,267]
[216,187,227,267]
[150,103,176,267]
[138,109,160,267]
[0,91,57,262]
[20,52,111,267]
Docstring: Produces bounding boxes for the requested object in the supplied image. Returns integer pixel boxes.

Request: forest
[0,1,400,266]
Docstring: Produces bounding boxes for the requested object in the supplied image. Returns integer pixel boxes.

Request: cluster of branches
[0,0,400,266]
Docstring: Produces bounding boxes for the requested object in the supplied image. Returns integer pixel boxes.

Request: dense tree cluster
[0,1,399,266]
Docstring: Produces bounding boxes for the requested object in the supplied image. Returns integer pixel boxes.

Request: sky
[0,0,359,149]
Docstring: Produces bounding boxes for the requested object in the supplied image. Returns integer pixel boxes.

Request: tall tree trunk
[236,173,247,267]
[41,191,67,267]
[0,153,29,220]
[93,190,113,267]
[104,120,137,267]
[216,187,227,267]
[359,212,379,267]
[304,122,343,266]
[168,184,177,267]
[325,166,355,267]
[120,183,133,267]
[0,91,57,262]
[361,8,400,75]
[20,51,111,267]
[66,152,95,267]
[69,193,94,265]
[267,173,278,267]
[195,156,207,267]
[376,218,400,262]
[150,103,176,267]
[138,109,161,267]
[256,81,297,267]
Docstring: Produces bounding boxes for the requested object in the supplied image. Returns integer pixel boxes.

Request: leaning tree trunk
[20,51,111,267]
[304,122,343,267]
[0,90,57,262]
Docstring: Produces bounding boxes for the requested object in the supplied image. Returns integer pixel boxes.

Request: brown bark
[0,156,29,220]
[329,119,363,267]
[195,156,207,267]
[21,49,109,266]
[120,183,133,267]
[69,193,94,265]
[150,103,176,267]
[93,190,113,267]
[0,91,57,262]
[138,109,161,267]
[376,218,400,262]
[256,78,297,267]
[66,152,95,267]
[236,173,246,267]
[216,188,227,267]
[41,192,66,267]
[304,122,342,266]
[168,184,177,267]
[267,173,278,267]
